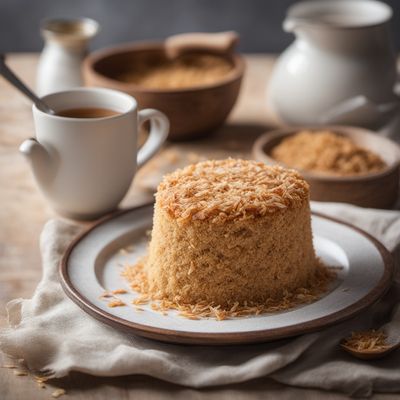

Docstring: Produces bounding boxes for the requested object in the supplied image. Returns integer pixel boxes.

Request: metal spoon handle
[0,54,55,115]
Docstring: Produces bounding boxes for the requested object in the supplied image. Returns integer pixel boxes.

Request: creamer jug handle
[319,95,399,126]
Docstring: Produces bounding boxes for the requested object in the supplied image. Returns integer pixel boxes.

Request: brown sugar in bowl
[252,126,400,209]
[83,42,245,140]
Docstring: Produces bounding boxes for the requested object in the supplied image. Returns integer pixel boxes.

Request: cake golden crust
[146,201,319,306]
[156,158,309,224]
[121,158,334,318]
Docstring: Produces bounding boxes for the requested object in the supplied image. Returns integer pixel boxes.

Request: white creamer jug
[37,18,99,96]
[269,0,400,133]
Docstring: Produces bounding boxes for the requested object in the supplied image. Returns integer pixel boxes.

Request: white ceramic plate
[60,203,393,345]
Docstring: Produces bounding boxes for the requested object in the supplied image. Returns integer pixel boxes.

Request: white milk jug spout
[282,15,307,34]
[19,138,55,188]
[269,0,398,131]
[37,18,99,96]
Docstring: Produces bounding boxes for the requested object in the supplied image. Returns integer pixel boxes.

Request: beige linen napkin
[1,202,399,397]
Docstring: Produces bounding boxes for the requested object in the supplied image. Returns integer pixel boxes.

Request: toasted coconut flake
[272,130,386,176]
[52,388,66,398]
[34,375,49,383]
[99,291,112,299]
[156,159,309,224]
[107,299,126,308]
[111,288,127,295]
[121,258,335,321]
[342,330,390,351]
[13,370,28,376]
[131,294,150,305]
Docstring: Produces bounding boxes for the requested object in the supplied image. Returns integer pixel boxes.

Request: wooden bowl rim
[252,125,400,183]
[84,41,245,94]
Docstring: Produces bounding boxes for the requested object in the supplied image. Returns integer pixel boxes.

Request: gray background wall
[0,0,399,53]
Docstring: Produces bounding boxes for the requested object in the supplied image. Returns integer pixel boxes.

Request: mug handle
[137,109,169,168]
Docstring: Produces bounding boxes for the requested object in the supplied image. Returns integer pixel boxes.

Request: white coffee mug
[19,87,169,219]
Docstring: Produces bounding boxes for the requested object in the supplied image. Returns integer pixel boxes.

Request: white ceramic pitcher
[37,18,99,96]
[268,0,400,133]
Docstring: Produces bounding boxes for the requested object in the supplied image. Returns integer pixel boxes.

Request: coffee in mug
[57,107,121,119]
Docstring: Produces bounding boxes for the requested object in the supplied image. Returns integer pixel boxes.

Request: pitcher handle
[137,109,169,168]
[319,95,399,125]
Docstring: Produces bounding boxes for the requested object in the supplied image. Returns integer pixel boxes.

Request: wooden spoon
[341,337,400,360]
[341,305,400,360]
[165,31,239,59]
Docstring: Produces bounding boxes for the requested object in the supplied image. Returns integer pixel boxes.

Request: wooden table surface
[0,54,397,400]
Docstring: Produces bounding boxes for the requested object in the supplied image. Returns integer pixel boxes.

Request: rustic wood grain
[0,53,397,399]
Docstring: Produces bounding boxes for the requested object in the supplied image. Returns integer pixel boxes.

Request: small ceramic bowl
[83,42,245,140]
[252,126,400,209]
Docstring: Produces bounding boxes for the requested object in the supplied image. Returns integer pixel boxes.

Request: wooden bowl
[252,126,400,209]
[83,42,245,140]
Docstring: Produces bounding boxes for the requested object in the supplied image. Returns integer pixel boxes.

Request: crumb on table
[52,388,66,398]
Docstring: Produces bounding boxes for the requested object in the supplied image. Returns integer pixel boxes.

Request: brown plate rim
[59,202,394,345]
